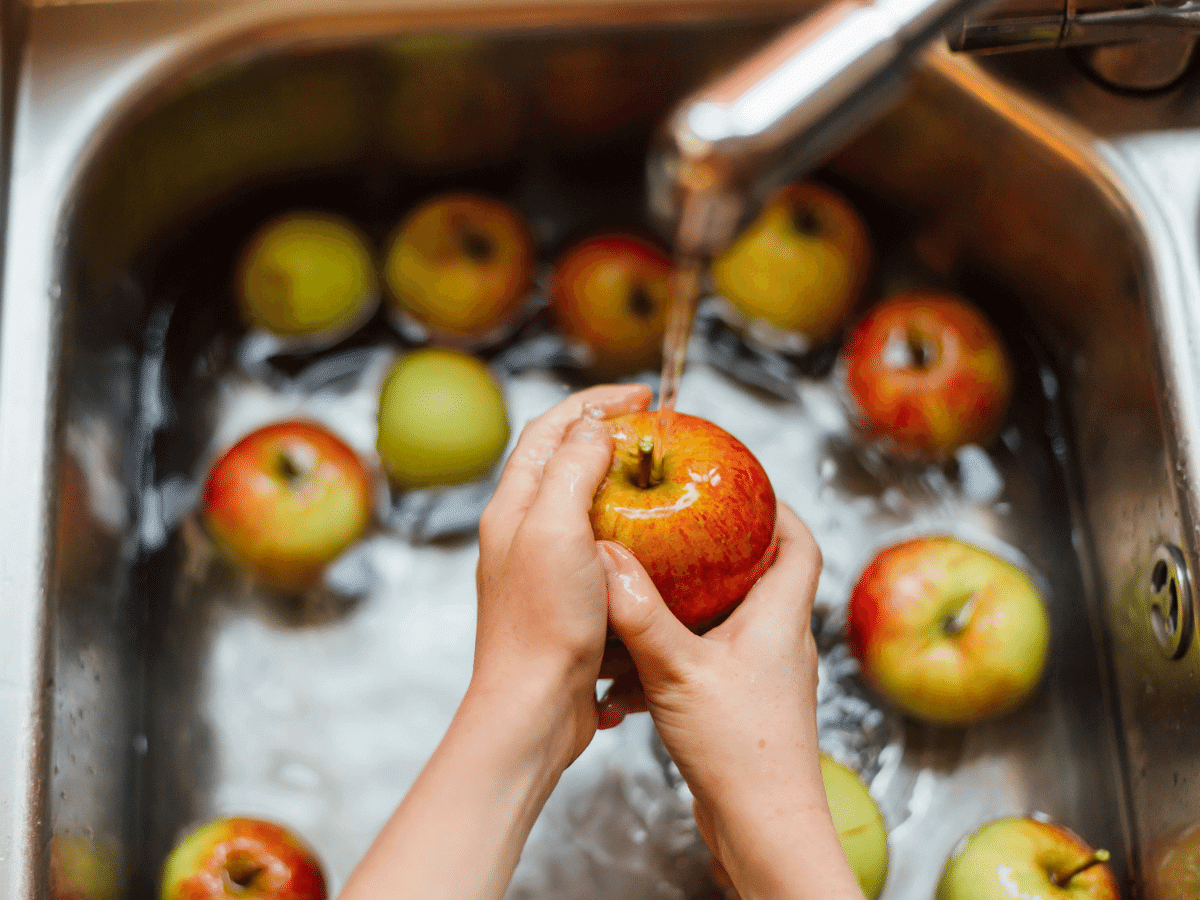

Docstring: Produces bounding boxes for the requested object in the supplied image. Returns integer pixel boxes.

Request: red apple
[203,421,374,592]
[551,234,672,377]
[712,182,871,344]
[937,817,1118,900]
[383,193,535,345]
[590,410,776,629]
[160,817,326,900]
[849,536,1050,724]
[844,290,1013,459]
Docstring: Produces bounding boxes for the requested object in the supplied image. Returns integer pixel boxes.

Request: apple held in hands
[161,817,327,900]
[589,411,776,630]
[551,234,672,377]
[849,536,1050,725]
[236,212,378,341]
[204,421,374,592]
[844,290,1013,459]
[376,348,510,489]
[712,182,871,343]
[937,817,1118,900]
[383,193,534,344]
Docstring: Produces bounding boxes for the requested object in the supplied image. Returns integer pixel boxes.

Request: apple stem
[277,453,303,484]
[637,437,655,490]
[943,593,978,637]
[1051,849,1110,887]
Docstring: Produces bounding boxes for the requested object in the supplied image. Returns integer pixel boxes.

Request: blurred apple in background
[235,212,378,341]
[712,182,871,344]
[709,755,888,900]
[161,817,326,900]
[590,410,775,630]
[849,536,1050,725]
[844,290,1013,459]
[50,833,123,900]
[937,817,1118,900]
[376,348,510,489]
[1148,820,1200,900]
[550,234,672,377]
[204,421,374,592]
[383,193,535,345]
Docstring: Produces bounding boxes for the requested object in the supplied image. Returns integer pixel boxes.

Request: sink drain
[1149,543,1193,660]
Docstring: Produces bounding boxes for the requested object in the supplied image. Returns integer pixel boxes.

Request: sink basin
[2,2,1198,898]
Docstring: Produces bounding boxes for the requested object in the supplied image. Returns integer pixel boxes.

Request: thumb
[598,541,696,681]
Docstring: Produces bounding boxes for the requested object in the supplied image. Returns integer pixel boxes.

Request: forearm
[338,687,565,900]
[701,765,866,900]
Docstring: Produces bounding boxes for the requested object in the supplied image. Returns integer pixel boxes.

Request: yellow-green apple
[235,213,378,341]
[203,421,374,592]
[712,182,871,342]
[383,193,534,345]
[590,410,776,630]
[848,536,1050,725]
[50,833,123,900]
[161,817,326,900]
[1148,821,1200,900]
[844,290,1013,459]
[710,754,889,900]
[376,348,510,489]
[937,817,1118,900]
[550,234,672,377]
[821,755,890,900]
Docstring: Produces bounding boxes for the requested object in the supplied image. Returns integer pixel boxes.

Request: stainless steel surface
[1147,544,1192,660]
[6,3,1200,900]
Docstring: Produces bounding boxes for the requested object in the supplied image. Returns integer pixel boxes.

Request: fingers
[716,503,822,644]
[600,541,697,681]
[482,384,651,551]
[521,413,613,531]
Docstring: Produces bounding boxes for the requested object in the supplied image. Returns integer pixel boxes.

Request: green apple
[161,817,326,900]
[712,182,871,342]
[376,348,510,488]
[849,536,1050,725]
[203,420,375,592]
[50,833,123,900]
[236,212,378,340]
[937,817,1119,900]
[821,755,890,900]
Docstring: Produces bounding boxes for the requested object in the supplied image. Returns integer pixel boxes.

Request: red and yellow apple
[712,182,871,343]
[376,348,511,489]
[235,212,378,341]
[203,421,374,592]
[848,536,1050,725]
[383,193,534,345]
[937,817,1118,900]
[844,290,1013,459]
[550,234,672,377]
[711,754,889,900]
[590,410,776,630]
[50,833,123,900]
[1148,820,1200,900]
[161,817,326,900]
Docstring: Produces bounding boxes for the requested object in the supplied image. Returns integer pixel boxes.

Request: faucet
[648,0,1200,255]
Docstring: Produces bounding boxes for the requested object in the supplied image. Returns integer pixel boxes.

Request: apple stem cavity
[276,452,304,485]
[223,855,265,892]
[906,330,938,369]
[1051,849,1111,887]
[942,593,978,637]
[637,437,655,490]
[790,202,823,237]
[628,282,657,321]
[459,227,495,263]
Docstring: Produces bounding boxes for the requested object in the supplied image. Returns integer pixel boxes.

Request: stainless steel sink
[3,2,1200,898]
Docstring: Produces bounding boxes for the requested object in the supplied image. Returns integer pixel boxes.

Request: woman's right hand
[597,503,865,900]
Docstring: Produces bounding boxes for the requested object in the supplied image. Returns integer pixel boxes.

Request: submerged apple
[161,817,326,900]
[203,421,374,592]
[821,755,890,900]
[1148,820,1200,900]
[590,410,776,630]
[937,817,1118,900]
[235,212,378,341]
[849,536,1050,725]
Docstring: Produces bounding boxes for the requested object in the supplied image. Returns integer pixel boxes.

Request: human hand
[470,382,653,776]
[598,503,864,900]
